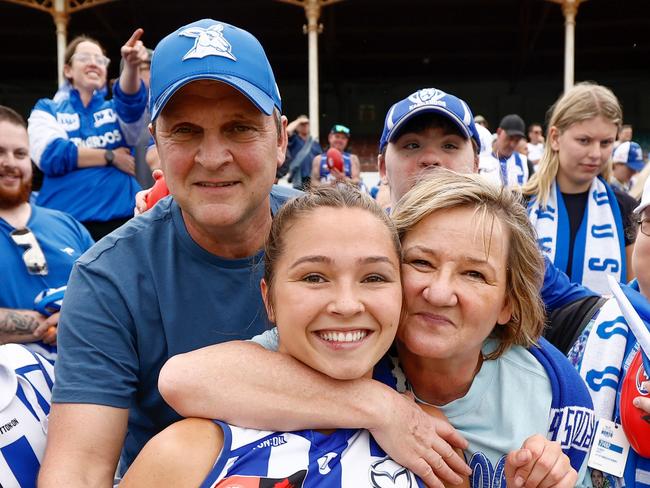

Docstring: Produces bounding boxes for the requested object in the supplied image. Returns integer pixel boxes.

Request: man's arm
[0,308,50,344]
[160,341,471,488]
[38,404,128,487]
[310,154,322,187]
[350,154,362,186]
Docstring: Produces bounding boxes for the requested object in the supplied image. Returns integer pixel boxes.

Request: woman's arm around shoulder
[119,418,223,488]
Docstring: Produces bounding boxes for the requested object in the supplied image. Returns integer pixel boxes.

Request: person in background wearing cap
[611,141,646,193]
[614,123,633,149]
[160,88,596,488]
[310,123,362,188]
[527,123,545,167]
[27,30,149,241]
[523,82,638,296]
[283,114,322,190]
[479,113,532,188]
[0,105,94,362]
[36,18,304,486]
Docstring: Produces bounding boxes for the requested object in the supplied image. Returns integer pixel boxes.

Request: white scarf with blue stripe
[568,280,650,487]
[528,176,626,295]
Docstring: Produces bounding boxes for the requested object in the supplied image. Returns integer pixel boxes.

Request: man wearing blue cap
[38,19,298,486]
[611,141,646,193]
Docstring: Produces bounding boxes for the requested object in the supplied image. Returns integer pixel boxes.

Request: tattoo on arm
[0,312,39,335]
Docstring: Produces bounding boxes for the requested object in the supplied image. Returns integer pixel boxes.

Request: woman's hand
[369,393,471,488]
[112,147,136,176]
[505,435,577,487]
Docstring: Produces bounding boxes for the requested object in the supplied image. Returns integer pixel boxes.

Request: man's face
[528,125,543,144]
[378,125,478,207]
[0,120,31,209]
[328,132,349,152]
[297,121,309,138]
[154,81,287,246]
[612,162,635,183]
[494,128,523,158]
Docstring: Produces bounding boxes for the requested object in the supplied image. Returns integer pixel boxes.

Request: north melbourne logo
[179,24,236,61]
[408,89,447,109]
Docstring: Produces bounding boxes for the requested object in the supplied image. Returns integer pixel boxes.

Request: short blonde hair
[391,169,545,359]
[523,82,622,205]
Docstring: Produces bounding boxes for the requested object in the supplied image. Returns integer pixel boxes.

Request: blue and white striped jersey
[0,344,54,488]
[200,423,424,488]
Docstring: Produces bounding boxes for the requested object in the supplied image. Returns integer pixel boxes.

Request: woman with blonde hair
[523,82,637,295]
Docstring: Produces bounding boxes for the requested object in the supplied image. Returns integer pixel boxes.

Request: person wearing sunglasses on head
[27,29,149,241]
[310,123,362,188]
[0,105,94,362]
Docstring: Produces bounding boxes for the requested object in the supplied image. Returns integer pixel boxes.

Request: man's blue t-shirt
[0,204,94,359]
[52,186,299,471]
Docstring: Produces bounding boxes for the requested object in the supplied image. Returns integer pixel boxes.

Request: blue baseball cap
[613,141,645,173]
[379,88,481,153]
[150,19,282,120]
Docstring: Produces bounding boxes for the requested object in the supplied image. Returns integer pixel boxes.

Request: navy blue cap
[379,88,481,152]
[150,19,281,120]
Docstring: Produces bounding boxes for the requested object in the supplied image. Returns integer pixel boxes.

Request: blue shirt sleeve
[542,255,598,311]
[52,260,138,408]
[39,138,79,176]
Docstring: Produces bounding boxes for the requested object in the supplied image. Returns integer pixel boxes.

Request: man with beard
[0,106,94,359]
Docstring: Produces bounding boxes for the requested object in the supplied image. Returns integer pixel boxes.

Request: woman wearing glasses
[27,29,149,240]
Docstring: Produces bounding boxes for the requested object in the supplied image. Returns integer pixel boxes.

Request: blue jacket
[28,82,148,222]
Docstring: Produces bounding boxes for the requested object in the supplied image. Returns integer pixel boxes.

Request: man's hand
[505,435,577,487]
[369,392,471,488]
[41,312,59,345]
[112,147,136,176]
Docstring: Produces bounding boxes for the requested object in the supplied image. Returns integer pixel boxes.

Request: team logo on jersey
[317,452,337,475]
[93,108,117,128]
[256,434,287,448]
[60,247,75,256]
[179,24,236,61]
[56,112,80,131]
[369,457,416,487]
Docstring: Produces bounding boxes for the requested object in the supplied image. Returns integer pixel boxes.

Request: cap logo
[635,146,643,161]
[408,89,447,110]
[179,24,236,62]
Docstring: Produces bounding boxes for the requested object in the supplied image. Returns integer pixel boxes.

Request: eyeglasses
[71,53,111,67]
[638,218,650,237]
[10,227,48,275]
[332,125,350,136]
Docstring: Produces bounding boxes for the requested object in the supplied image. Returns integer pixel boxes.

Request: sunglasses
[331,125,351,136]
[10,227,48,275]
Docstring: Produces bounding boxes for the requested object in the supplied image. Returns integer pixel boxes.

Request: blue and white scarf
[568,280,650,487]
[527,177,626,295]
[479,152,529,188]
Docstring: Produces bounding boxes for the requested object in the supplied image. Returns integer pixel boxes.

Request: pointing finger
[125,28,144,48]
